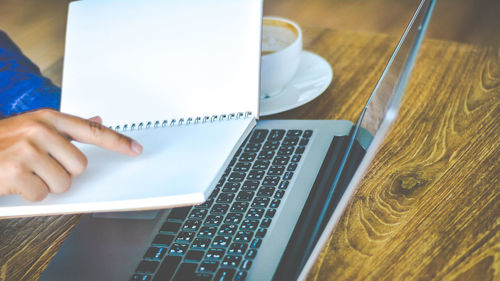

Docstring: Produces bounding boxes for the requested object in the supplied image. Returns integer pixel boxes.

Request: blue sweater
[0,31,60,118]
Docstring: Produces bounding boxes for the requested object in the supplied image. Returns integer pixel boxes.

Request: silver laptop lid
[298,0,436,279]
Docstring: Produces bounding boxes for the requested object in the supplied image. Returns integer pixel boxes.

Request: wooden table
[0,26,498,281]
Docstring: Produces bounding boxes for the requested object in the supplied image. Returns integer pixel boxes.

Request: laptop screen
[355,0,436,145]
[297,0,436,279]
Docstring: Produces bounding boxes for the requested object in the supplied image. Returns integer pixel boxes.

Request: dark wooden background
[0,1,499,280]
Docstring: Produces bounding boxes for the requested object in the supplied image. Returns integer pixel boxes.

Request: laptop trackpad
[92,210,160,220]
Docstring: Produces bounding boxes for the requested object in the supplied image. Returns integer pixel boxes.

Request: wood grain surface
[0,26,498,281]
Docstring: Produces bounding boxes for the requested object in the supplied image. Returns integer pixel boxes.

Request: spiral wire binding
[110,111,253,131]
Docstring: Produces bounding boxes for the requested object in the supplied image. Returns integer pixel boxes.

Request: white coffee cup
[260,16,302,99]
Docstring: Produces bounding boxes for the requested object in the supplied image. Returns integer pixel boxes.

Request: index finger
[46,112,143,156]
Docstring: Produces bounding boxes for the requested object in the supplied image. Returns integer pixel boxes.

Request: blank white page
[61,0,262,127]
[0,118,255,218]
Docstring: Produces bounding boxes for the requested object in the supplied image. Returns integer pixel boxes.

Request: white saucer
[259,50,333,116]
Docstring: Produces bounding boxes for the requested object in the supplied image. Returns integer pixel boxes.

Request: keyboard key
[295,146,306,154]
[215,268,236,281]
[275,190,285,199]
[256,228,267,238]
[244,142,261,152]
[208,188,220,200]
[283,171,294,180]
[173,263,197,281]
[234,231,253,243]
[205,215,223,226]
[218,177,226,188]
[185,250,204,262]
[183,220,201,231]
[175,231,195,243]
[167,207,191,221]
[189,209,208,220]
[291,154,301,162]
[224,213,243,224]
[152,234,174,246]
[212,236,232,248]
[161,222,181,233]
[303,129,313,138]
[268,129,285,141]
[222,182,240,193]
[235,147,243,157]
[131,274,151,281]
[206,248,226,261]
[265,209,276,218]
[278,181,289,190]
[270,199,281,208]
[196,199,214,209]
[287,163,298,171]
[222,255,242,267]
[192,238,211,250]
[217,193,235,203]
[251,197,270,208]
[236,191,254,202]
[252,160,270,170]
[257,150,274,160]
[242,180,259,191]
[199,261,219,273]
[144,247,167,260]
[230,202,249,213]
[282,136,299,146]
[257,186,275,197]
[136,260,159,274]
[199,226,218,237]
[262,176,280,186]
[287,130,303,137]
[262,141,280,151]
[260,218,272,228]
[299,138,309,146]
[249,129,268,143]
[247,170,265,180]
[245,249,257,259]
[273,156,290,166]
[267,165,285,176]
[277,147,294,156]
[211,204,230,214]
[228,243,247,255]
[240,219,259,230]
[240,260,253,271]
[169,243,188,255]
[193,273,213,281]
[239,152,256,162]
[250,239,262,249]
[234,162,251,172]
[152,256,181,281]
[236,271,247,281]
[246,208,264,219]
[228,172,246,182]
[229,157,237,167]
[218,224,238,235]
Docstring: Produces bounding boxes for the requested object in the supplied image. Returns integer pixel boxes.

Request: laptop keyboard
[131,128,313,281]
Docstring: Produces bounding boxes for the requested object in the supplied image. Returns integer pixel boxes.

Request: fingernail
[131,140,143,154]
[89,116,102,123]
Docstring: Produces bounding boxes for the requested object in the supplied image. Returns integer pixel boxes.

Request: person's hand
[0,109,142,201]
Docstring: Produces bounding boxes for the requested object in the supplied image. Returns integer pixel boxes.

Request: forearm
[0,30,60,118]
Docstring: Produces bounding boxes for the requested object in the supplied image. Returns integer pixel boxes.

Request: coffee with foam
[262,19,298,55]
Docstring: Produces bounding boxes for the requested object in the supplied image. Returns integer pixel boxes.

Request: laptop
[40,0,435,280]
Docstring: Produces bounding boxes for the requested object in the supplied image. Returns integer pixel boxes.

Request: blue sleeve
[0,30,61,118]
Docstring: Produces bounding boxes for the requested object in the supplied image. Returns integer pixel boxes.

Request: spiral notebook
[0,0,262,217]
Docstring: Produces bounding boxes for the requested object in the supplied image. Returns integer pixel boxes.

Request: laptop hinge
[273,134,366,281]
